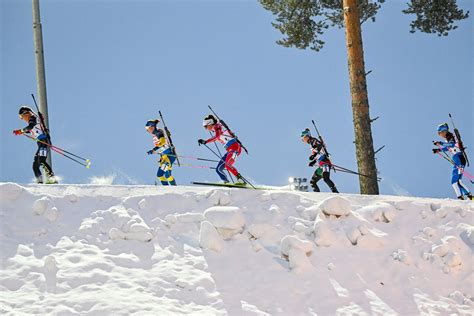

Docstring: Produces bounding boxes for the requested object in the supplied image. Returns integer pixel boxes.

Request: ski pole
[23,134,89,161]
[178,163,216,170]
[23,134,91,168]
[152,153,219,163]
[203,143,256,189]
[324,162,380,181]
[435,150,474,184]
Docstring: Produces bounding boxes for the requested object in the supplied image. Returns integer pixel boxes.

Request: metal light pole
[32,0,52,166]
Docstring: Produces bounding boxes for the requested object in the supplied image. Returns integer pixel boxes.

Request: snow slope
[0,183,473,315]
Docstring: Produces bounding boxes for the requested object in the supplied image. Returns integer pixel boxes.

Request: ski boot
[457,196,464,200]
[235,174,247,186]
[46,176,59,184]
[467,193,473,201]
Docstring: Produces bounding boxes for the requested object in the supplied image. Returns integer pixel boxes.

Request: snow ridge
[0,183,472,315]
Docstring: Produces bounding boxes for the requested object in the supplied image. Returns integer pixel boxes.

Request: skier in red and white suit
[198,115,245,184]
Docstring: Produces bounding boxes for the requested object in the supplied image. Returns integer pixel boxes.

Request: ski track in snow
[0,182,473,315]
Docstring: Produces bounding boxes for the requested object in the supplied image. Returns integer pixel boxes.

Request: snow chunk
[209,191,232,206]
[199,221,223,252]
[164,214,177,226]
[45,206,59,222]
[288,248,313,273]
[392,249,412,265]
[431,243,450,257]
[280,235,313,257]
[357,203,396,223]
[138,198,147,210]
[318,196,351,216]
[382,207,397,223]
[176,212,205,223]
[314,215,336,247]
[422,227,436,237]
[247,224,277,240]
[346,227,362,245]
[444,252,462,268]
[79,206,153,242]
[204,206,245,239]
[281,235,313,273]
[33,197,51,215]
[302,205,319,221]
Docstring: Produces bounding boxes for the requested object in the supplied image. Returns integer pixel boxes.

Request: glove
[309,160,317,167]
[433,141,442,146]
[13,129,23,135]
[432,148,441,154]
[309,154,316,161]
[147,150,154,155]
[198,139,206,146]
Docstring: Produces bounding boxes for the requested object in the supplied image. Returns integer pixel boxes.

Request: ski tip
[86,159,92,169]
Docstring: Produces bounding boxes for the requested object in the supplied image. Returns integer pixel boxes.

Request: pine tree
[260,0,469,195]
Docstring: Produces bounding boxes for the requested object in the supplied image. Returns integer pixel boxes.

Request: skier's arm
[204,125,222,144]
[436,140,456,152]
[21,116,37,133]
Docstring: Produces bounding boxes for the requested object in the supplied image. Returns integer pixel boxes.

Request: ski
[208,105,249,154]
[449,113,469,166]
[159,110,180,166]
[192,181,272,190]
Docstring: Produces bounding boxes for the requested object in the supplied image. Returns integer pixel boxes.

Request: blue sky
[1,0,472,198]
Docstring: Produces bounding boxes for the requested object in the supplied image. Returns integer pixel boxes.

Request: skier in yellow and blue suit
[146,119,176,186]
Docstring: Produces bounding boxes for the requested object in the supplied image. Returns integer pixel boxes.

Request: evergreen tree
[260,0,469,195]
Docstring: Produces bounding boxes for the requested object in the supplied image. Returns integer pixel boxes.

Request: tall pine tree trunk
[343,0,379,194]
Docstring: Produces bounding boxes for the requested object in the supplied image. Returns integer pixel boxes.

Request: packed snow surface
[0,183,473,315]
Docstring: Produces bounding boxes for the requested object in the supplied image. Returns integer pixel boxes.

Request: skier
[198,114,245,184]
[432,123,472,200]
[301,128,338,193]
[146,119,176,186]
[13,106,57,184]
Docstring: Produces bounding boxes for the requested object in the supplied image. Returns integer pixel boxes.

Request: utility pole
[343,0,379,194]
[32,0,52,166]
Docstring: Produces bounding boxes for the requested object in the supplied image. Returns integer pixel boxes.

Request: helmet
[301,128,311,139]
[19,105,32,116]
[437,123,449,133]
[145,119,159,127]
[203,115,216,127]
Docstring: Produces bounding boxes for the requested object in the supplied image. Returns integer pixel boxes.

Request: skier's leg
[224,151,239,176]
[310,169,323,192]
[216,153,229,182]
[39,150,56,184]
[451,166,463,198]
[166,155,177,186]
[32,148,43,183]
[157,159,169,186]
[457,179,470,196]
[224,143,241,177]
[322,171,338,193]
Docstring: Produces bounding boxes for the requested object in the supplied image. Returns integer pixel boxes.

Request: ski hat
[19,105,33,116]
[301,128,311,139]
[145,119,159,127]
[203,115,217,127]
[437,123,449,133]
